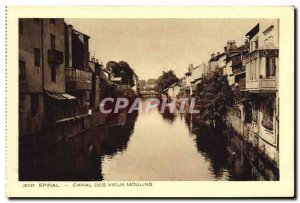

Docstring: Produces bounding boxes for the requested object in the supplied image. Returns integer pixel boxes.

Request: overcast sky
[65,18,265,80]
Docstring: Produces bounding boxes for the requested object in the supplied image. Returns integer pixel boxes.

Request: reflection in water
[101,113,138,157]
[19,99,278,181]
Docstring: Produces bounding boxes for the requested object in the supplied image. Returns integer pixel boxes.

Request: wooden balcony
[48,49,64,64]
[232,66,246,75]
[246,77,277,92]
[65,68,92,90]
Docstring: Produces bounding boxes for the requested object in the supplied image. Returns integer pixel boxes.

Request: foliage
[106,61,136,87]
[194,68,234,124]
[261,93,275,131]
[115,85,137,101]
[156,70,179,93]
[232,86,252,123]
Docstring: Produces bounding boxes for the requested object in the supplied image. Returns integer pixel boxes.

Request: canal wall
[25,111,108,146]
[226,106,279,170]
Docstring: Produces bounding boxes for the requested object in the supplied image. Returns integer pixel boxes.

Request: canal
[19,100,279,181]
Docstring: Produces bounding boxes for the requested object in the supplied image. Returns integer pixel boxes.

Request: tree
[156,70,179,93]
[194,68,234,126]
[106,61,136,87]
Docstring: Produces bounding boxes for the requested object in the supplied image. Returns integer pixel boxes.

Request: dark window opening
[266,56,276,78]
[50,34,56,50]
[51,65,56,82]
[34,48,40,67]
[19,60,25,80]
[31,94,39,117]
[50,18,56,25]
[262,99,274,131]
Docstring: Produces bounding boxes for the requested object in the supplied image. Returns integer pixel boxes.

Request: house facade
[245,20,279,164]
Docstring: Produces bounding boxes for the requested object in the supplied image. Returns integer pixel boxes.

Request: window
[19,20,23,35]
[251,39,259,52]
[19,60,25,80]
[34,48,40,67]
[50,34,56,50]
[51,65,56,82]
[50,18,56,25]
[31,94,39,117]
[266,56,276,78]
[250,60,256,81]
[261,98,274,131]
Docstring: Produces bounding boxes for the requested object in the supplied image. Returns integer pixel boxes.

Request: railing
[48,49,64,64]
[246,77,277,91]
[66,68,92,90]
[232,66,246,75]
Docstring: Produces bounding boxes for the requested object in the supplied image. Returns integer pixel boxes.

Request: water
[19,100,279,181]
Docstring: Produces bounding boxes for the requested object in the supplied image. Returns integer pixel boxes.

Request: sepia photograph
[6,6,294,198]
[18,18,280,181]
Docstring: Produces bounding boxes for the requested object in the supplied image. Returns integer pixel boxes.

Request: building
[65,24,93,116]
[163,82,181,100]
[208,51,226,74]
[190,63,207,95]
[138,80,146,90]
[245,20,279,164]
[19,18,44,136]
[19,18,76,137]
[223,40,250,88]
[89,57,103,109]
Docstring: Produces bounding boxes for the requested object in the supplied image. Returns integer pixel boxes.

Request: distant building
[138,80,146,90]
[163,82,181,100]
[146,79,157,88]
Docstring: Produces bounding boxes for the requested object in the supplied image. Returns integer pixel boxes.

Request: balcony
[232,66,246,75]
[48,49,64,64]
[246,77,277,92]
[66,68,92,90]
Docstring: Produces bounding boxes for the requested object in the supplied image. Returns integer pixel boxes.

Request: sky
[65,18,265,81]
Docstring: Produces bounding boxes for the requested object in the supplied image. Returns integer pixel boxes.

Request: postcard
[6,6,294,198]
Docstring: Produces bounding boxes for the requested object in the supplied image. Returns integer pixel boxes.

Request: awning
[47,93,66,101]
[61,93,76,100]
[47,93,76,101]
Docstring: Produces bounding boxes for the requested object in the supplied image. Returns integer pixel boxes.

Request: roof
[70,25,91,39]
[246,23,259,40]
[210,52,226,62]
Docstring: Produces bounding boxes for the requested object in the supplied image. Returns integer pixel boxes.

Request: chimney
[188,64,193,71]
[224,46,228,53]
[227,40,237,51]
[244,38,249,44]
[91,56,95,62]
[217,52,220,55]
[232,40,237,48]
